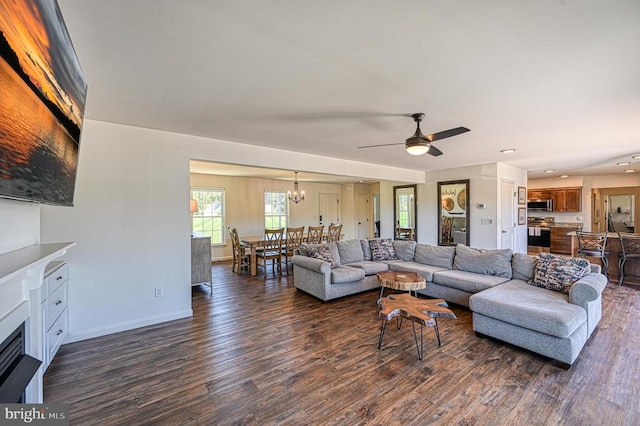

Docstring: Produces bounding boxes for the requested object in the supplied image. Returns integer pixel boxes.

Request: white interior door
[318,193,339,227]
[501,181,515,250]
[357,193,369,239]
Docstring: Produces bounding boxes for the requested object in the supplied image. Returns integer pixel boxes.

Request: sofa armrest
[569,273,607,308]
[292,255,331,274]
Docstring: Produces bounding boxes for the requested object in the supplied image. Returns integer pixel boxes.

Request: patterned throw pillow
[531,253,591,294]
[305,244,338,268]
[369,239,398,261]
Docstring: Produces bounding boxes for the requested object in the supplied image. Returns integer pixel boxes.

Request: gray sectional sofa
[292,239,608,367]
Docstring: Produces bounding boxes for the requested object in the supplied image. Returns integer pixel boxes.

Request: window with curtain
[265,191,288,229]
[191,188,225,245]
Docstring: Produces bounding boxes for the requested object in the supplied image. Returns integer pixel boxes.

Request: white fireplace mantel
[0,242,75,403]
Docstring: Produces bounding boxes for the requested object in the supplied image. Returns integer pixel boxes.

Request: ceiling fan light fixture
[406,142,429,156]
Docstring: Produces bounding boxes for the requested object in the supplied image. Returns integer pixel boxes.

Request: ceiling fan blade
[426,127,470,142]
[358,142,406,149]
[427,145,443,156]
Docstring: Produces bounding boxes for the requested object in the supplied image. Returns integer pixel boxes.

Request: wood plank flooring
[44,263,640,425]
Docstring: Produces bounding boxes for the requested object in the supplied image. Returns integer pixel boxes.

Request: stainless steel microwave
[527,199,553,211]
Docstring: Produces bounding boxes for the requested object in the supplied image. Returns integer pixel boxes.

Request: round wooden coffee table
[377,270,426,300]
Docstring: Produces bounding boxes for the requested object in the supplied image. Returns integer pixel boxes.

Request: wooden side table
[377,293,457,360]
[377,270,426,299]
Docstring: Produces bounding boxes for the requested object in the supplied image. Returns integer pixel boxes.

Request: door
[357,193,369,239]
[501,181,515,250]
[318,193,339,227]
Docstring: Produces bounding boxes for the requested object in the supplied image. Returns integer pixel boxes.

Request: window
[265,191,287,229]
[191,188,225,245]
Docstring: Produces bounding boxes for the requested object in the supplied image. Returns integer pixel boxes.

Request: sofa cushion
[361,240,372,261]
[393,240,417,261]
[469,280,587,338]
[336,239,365,264]
[414,244,455,269]
[453,244,513,278]
[346,260,389,275]
[512,253,538,281]
[305,244,339,268]
[531,253,591,294]
[389,261,448,281]
[433,269,510,293]
[369,239,398,261]
[330,266,366,284]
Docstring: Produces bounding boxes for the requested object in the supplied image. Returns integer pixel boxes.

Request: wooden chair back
[307,226,324,244]
[327,224,343,242]
[285,227,305,251]
[263,228,284,252]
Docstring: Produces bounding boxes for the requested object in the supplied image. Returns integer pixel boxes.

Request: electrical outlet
[154,286,164,297]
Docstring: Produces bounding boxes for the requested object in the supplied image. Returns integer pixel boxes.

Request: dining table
[239,233,343,276]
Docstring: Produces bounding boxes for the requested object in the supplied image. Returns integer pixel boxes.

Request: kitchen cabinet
[527,189,551,200]
[551,188,582,212]
[550,227,579,255]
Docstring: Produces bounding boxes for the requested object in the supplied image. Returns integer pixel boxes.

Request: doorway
[500,180,515,250]
[357,193,369,239]
[318,193,339,227]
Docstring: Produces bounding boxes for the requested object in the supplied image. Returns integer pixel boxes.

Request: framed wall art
[518,187,527,205]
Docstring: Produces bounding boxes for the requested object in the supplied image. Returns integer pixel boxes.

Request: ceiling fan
[358,113,470,156]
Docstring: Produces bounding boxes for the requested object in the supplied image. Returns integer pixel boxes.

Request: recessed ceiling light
[560,175,569,178]
[624,169,636,173]
[617,162,631,166]
[544,169,555,173]
[500,148,516,154]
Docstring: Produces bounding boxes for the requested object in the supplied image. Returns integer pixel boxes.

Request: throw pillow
[305,244,338,268]
[531,253,591,294]
[414,244,456,269]
[453,244,513,278]
[361,239,372,261]
[336,239,365,264]
[369,239,398,261]
[511,253,538,282]
[393,240,417,261]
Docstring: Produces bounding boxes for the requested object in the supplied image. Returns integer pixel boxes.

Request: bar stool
[576,231,610,281]
[618,233,640,286]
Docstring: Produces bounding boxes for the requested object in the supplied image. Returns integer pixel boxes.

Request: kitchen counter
[551,222,583,228]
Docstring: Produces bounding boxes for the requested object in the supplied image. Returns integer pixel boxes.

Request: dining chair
[228,227,250,274]
[307,226,324,244]
[282,226,305,274]
[576,231,610,281]
[618,232,640,286]
[327,223,343,242]
[257,228,284,277]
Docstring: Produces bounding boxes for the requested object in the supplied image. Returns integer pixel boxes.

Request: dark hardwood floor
[44,263,640,425]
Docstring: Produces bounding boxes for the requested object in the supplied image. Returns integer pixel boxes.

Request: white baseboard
[63,309,193,344]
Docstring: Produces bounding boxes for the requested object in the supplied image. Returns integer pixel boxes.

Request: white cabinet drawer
[46,308,68,365]
[45,263,68,297]
[45,282,68,331]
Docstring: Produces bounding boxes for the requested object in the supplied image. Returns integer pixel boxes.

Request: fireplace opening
[0,323,42,403]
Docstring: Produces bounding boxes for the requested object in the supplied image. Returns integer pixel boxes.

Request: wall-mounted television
[0,0,87,206]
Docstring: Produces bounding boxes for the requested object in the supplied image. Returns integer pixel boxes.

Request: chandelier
[287,171,305,203]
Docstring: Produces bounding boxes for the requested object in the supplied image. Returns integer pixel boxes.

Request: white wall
[421,163,528,252]
[41,121,193,342]
[0,199,40,255]
[37,119,424,342]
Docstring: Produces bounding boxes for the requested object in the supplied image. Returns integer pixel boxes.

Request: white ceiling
[59,0,640,180]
